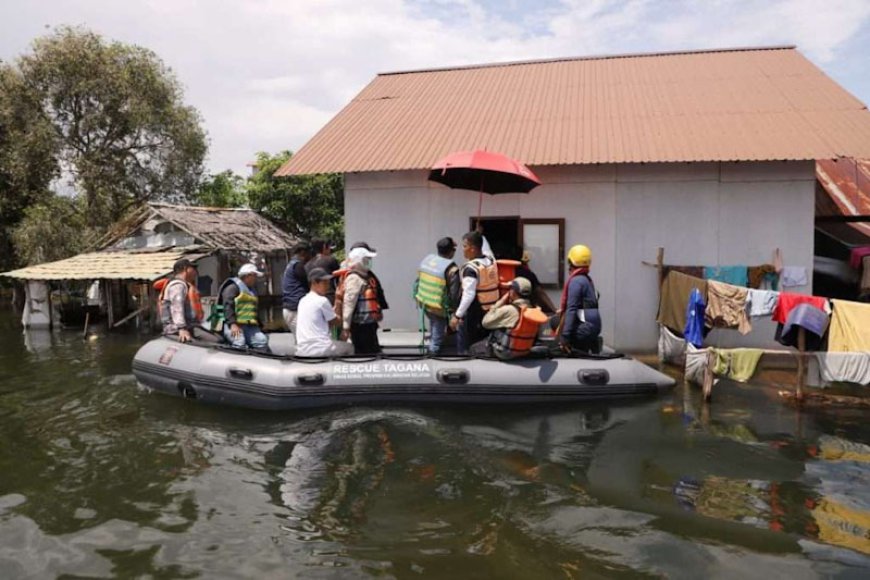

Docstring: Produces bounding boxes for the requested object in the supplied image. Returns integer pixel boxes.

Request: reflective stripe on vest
[216,278,259,326]
[470,257,499,311]
[415,254,454,316]
[351,272,383,325]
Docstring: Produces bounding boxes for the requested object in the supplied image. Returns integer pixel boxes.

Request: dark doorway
[470,216,520,259]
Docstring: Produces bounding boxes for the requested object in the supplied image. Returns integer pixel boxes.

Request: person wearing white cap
[215,263,269,351]
[337,246,386,354]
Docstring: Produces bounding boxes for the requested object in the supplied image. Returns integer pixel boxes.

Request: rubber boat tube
[131,335,676,411]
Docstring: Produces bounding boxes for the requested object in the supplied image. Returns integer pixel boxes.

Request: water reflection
[0,309,869,577]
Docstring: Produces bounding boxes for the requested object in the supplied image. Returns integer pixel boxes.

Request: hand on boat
[448,316,461,332]
[230,324,242,339]
[178,329,192,343]
[339,329,349,342]
[558,338,572,354]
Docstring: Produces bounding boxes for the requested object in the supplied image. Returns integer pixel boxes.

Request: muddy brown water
[0,310,869,578]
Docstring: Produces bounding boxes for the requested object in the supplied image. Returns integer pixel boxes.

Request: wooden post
[656,247,665,290]
[105,281,115,329]
[82,312,90,339]
[796,327,806,403]
[702,348,715,402]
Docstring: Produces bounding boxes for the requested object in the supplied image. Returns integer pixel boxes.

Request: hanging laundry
[776,304,829,351]
[828,299,870,353]
[747,264,778,290]
[685,345,717,387]
[849,246,870,269]
[772,293,830,324]
[747,289,778,317]
[662,265,705,279]
[704,266,749,287]
[705,280,752,334]
[658,271,706,335]
[779,266,808,288]
[712,348,764,383]
[658,325,687,366]
[815,352,870,386]
[683,288,706,347]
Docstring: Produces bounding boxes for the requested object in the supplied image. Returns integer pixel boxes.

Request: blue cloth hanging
[704,266,749,287]
[683,287,706,348]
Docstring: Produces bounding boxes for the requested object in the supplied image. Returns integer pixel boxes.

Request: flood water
[1,309,869,579]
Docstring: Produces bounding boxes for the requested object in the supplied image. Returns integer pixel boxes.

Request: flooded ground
[1,309,869,579]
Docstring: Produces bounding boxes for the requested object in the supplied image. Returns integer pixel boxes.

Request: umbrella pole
[476,176,484,229]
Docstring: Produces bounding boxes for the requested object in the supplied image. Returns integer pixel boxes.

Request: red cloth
[772,292,828,324]
[560,267,589,313]
[850,246,870,269]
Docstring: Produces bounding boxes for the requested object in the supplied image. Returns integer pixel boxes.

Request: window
[520,219,565,288]
[469,217,565,288]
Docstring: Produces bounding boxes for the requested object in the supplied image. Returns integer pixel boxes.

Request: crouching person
[470,277,547,360]
[216,263,270,352]
[295,268,354,357]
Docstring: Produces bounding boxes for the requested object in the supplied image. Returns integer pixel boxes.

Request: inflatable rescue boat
[131,333,676,410]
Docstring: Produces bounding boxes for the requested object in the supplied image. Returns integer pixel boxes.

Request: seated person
[216,264,270,352]
[295,268,354,357]
[470,277,547,360]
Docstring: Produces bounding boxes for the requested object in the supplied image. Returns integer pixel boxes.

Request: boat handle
[228,367,254,380]
[296,372,325,386]
[437,369,469,385]
[577,369,609,385]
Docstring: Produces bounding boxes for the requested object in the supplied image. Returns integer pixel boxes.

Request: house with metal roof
[2,203,297,330]
[277,46,870,351]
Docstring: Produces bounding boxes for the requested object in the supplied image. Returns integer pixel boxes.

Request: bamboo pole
[112,306,147,328]
[796,327,806,403]
[702,349,715,402]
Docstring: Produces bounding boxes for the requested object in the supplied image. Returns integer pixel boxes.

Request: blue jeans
[223,324,269,350]
[426,312,447,354]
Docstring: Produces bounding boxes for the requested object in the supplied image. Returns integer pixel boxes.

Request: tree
[0,65,58,271]
[2,26,207,254]
[194,170,247,208]
[11,196,87,265]
[246,151,344,245]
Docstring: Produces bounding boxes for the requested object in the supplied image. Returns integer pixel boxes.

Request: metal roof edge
[378,45,798,76]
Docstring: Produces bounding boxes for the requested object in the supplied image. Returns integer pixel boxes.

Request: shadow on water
[0,308,869,578]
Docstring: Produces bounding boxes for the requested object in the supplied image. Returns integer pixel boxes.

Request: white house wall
[345,161,815,351]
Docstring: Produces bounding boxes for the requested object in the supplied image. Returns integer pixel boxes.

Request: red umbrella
[428,150,541,219]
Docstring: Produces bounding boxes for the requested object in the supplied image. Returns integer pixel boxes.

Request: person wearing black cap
[159,258,200,343]
[295,268,354,357]
[414,237,460,354]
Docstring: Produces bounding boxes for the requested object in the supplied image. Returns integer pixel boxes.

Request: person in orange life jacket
[340,241,390,312]
[340,246,384,354]
[449,231,499,354]
[470,277,542,360]
[219,263,270,352]
[282,243,312,332]
[558,244,602,354]
[159,258,200,343]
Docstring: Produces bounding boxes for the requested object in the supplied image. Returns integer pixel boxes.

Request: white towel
[685,345,718,387]
[815,353,870,386]
[658,325,686,365]
[780,266,808,288]
[747,289,779,317]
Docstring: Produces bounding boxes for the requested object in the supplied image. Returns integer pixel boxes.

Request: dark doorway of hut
[471,216,519,259]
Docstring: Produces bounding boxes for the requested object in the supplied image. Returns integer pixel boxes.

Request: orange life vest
[334,269,383,325]
[154,277,204,322]
[504,305,548,357]
[466,257,500,311]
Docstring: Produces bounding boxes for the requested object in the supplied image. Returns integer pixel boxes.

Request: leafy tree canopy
[246,151,344,246]
[194,170,247,208]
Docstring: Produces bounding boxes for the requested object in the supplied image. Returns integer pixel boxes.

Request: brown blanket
[657,271,707,334]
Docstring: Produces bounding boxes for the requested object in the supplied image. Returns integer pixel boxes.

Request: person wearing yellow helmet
[557,244,601,354]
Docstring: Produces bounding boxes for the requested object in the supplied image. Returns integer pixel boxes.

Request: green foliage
[11,196,89,265]
[194,170,247,208]
[0,26,207,266]
[246,151,344,246]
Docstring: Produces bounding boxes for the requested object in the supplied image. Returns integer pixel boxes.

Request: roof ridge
[378,45,798,76]
[148,202,253,212]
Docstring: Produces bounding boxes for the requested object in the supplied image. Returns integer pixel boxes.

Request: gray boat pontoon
[132,332,676,410]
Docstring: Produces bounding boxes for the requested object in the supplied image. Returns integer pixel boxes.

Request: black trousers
[351,323,381,354]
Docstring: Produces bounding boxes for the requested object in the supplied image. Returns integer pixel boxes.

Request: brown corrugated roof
[276,46,870,176]
[816,158,870,243]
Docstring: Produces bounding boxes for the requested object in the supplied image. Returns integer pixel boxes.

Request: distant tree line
[0,27,342,271]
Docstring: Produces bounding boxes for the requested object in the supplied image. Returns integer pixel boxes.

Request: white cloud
[0,0,868,174]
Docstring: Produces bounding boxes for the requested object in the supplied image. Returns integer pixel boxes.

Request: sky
[1,0,869,175]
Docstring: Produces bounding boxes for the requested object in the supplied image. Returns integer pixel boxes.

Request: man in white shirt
[295,268,354,357]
